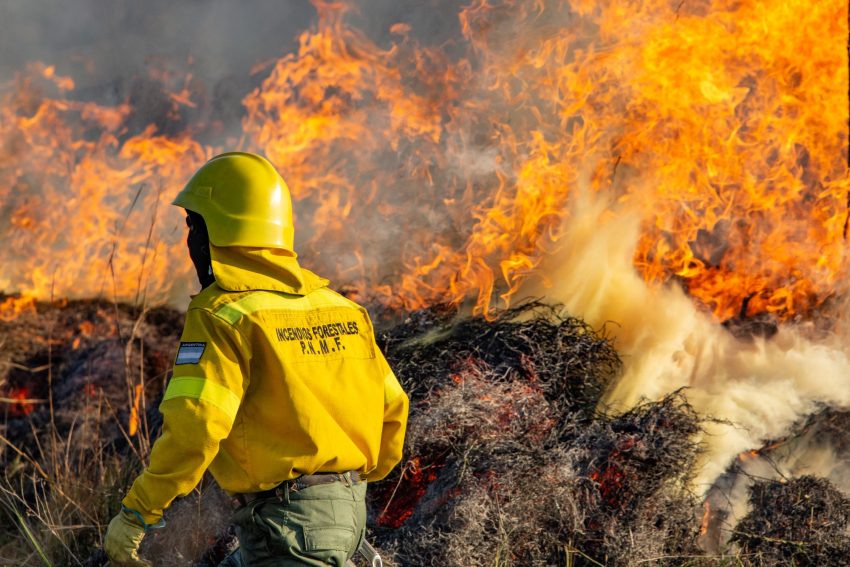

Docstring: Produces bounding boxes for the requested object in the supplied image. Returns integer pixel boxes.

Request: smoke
[0,0,481,308]
[523,187,850,498]
[3,0,850,488]
[0,0,312,85]
[701,422,850,548]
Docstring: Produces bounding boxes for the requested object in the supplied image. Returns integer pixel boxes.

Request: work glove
[104,508,153,567]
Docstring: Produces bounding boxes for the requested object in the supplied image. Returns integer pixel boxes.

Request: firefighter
[104,152,409,566]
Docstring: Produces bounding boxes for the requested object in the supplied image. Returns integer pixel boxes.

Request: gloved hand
[104,509,152,567]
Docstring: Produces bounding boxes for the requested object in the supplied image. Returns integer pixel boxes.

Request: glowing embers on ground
[374,455,448,529]
[0,386,42,417]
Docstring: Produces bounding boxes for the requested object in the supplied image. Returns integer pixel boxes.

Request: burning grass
[0,294,187,566]
[2,297,850,566]
[370,302,704,565]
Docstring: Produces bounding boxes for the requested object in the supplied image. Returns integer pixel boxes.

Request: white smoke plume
[524,187,850,495]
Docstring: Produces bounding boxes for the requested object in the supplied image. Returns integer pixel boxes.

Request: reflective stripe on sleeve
[162,377,242,421]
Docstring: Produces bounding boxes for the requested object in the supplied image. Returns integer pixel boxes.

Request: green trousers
[221,480,367,567]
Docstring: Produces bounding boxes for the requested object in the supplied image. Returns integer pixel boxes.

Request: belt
[232,471,362,507]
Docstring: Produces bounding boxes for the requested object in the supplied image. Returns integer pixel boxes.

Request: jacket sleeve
[365,348,409,481]
[122,308,247,524]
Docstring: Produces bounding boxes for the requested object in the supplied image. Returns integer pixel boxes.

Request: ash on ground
[370,302,703,566]
[732,476,850,566]
[3,297,850,566]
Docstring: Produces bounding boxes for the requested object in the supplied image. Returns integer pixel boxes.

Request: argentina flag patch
[175,342,206,365]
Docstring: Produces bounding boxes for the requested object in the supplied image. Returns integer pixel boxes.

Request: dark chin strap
[196,261,216,289]
[186,211,216,289]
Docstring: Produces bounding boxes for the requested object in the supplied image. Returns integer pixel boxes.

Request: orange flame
[242,0,849,319]
[0,63,207,305]
[0,0,847,322]
[128,383,144,437]
[0,295,37,322]
[699,500,712,537]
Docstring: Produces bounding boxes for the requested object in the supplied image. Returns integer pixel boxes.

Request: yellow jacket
[123,246,409,524]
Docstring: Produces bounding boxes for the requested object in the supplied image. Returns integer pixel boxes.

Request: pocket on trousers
[302,525,355,552]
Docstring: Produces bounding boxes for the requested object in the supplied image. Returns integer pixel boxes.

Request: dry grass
[731,476,850,566]
[0,296,178,566]
[2,299,850,566]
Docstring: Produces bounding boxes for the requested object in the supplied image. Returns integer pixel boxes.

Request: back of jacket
[123,283,409,524]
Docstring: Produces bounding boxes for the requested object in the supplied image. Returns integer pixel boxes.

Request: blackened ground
[3,296,850,566]
[0,296,182,458]
[371,302,702,565]
[732,476,850,566]
[0,296,187,565]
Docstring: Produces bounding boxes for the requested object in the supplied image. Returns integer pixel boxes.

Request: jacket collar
[209,244,328,295]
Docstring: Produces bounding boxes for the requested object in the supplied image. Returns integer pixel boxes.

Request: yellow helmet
[172,152,294,250]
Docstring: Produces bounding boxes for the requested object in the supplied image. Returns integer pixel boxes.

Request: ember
[362,303,704,565]
[3,298,850,565]
[374,455,448,529]
[1,386,39,417]
[1,0,850,565]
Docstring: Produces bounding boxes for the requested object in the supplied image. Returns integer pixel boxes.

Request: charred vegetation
[1,297,849,566]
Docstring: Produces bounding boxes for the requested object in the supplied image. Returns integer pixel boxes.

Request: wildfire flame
[0,0,847,323]
[0,295,36,322]
[0,63,206,304]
